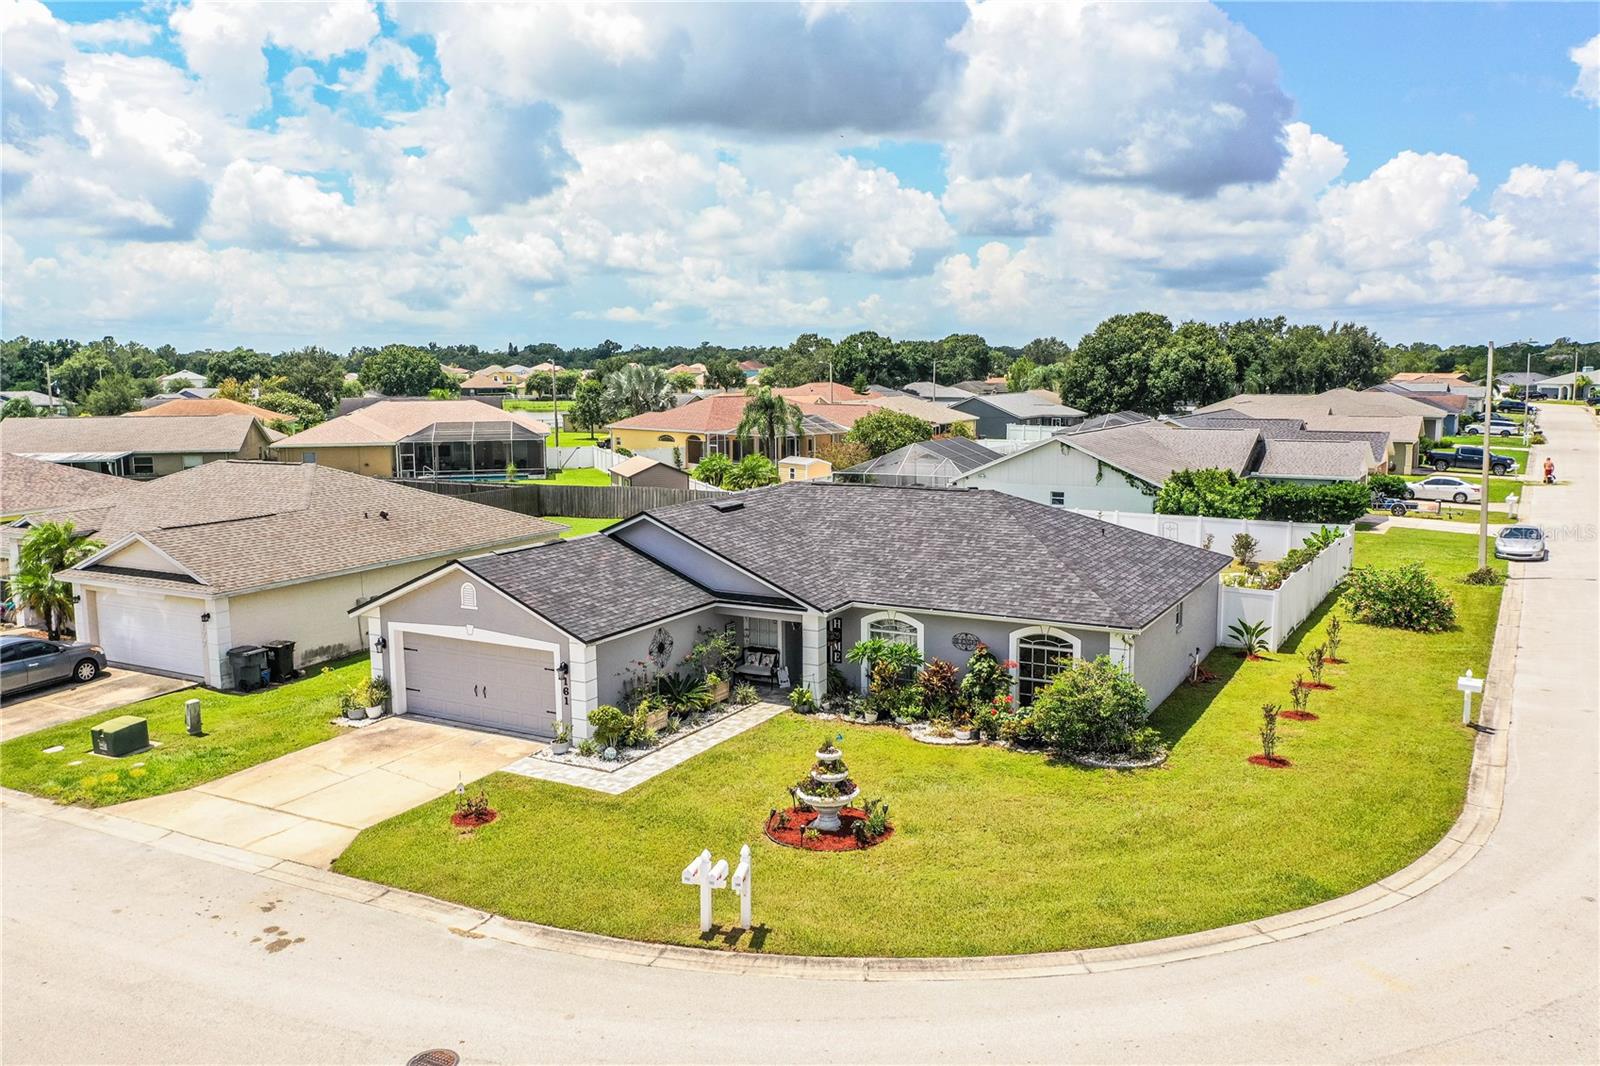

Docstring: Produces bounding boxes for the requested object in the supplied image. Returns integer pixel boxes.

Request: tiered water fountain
[792,738,858,831]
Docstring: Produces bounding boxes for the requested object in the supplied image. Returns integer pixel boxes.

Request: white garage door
[95,589,207,678]
[401,633,559,737]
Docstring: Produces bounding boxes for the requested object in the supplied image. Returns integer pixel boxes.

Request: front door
[397,449,415,478]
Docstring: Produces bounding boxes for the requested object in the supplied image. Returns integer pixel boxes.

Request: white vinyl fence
[1070,510,1349,562]
[547,445,618,472]
[1216,531,1354,652]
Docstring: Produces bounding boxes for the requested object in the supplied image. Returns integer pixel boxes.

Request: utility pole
[1478,341,1494,569]
[1523,349,1532,448]
[550,364,560,447]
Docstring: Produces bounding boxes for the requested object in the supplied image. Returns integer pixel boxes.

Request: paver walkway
[110,716,536,866]
[504,701,785,793]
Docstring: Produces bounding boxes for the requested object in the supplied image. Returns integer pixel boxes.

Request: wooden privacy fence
[395,480,721,519]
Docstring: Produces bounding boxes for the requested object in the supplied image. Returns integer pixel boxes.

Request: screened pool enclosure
[395,420,547,480]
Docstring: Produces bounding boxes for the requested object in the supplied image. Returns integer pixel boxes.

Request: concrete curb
[1,572,1522,982]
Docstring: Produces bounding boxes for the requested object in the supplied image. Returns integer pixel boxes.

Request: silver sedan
[1494,525,1549,562]
[0,635,107,696]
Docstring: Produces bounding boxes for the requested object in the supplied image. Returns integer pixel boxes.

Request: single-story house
[837,437,1002,488]
[459,373,515,398]
[504,364,533,377]
[1062,411,1151,434]
[126,396,291,422]
[952,416,1387,512]
[953,378,1007,396]
[1530,370,1596,401]
[777,456,831,481]
[270,399,550,480]
[1495,371,1547,392]
[738,359,765,379]
[1,453,128,580]
[611,454,692,489]
[353,483,1229,739]
[0,390,63,413]
[157,370,209,390]
[0,415,280,479]
[666,363,709,387]
[772,382,869,403]
[1389,372,1473,387]
[140,387,220,409]
[36,461,560,686]
[948,390,1086,439]
[1195,389,1435,470]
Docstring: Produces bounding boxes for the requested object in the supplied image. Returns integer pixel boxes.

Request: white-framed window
[859,611,924,688]
[744,617,780,650]
[181,454,203,468]
[131,456,155,476]
[1009,626,1081,706]
[460,582,478,610]
[1049,491,1066,506]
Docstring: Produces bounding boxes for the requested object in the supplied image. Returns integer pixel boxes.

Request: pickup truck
[1425,445,1519,476]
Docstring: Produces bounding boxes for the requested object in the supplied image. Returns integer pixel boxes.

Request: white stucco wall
[1131,576,1221,709]
[953,439,1159,512]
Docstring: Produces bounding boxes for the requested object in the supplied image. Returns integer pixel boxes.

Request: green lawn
[0,657,367,807]
[549,516,620,538]
[549,431,608,446]
[505,399,573,412]
[334,530,1503,957]
[521,467,611,486]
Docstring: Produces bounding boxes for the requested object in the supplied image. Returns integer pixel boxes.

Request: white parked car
[1463,419,1521,437]
[1406,475,1482,504]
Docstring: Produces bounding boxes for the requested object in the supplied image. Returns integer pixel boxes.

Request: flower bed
[539,702,745,771]
[764,807,893,851]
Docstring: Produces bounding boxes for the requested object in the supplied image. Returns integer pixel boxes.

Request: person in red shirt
[1543,457,1556,484]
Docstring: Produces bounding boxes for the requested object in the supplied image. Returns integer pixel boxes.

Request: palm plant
[15,521,103,640]
[1226,618,1271,659]
[735,385,804,460]
[601,364,674,419]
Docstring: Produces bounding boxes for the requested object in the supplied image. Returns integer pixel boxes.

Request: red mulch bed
[1241,653,1268,662]
[1297,681,1335,690]
[764,808,892,852]
[451,810,499,829]
[1323,657,1345,665]
[1280,710,1319,721]
[1247,755,1292,769]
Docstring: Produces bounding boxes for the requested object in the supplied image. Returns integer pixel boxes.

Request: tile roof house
[1390,372,1474,386]
[459,372,515,397]
[38,461,560,687]
[126,397,292,422]
[354,483,1229,739]
[271,399,550,480]
[0,415,280,479]
[771,382,868,402]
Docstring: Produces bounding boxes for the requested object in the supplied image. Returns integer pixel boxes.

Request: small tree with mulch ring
[1303,644,1331,688]
[1250,703,1290,768]
[1283,675,1318,721]
[1323,614,1344,663]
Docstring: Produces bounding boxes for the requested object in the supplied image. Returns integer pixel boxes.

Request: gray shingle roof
[1062,423,1261,484]
[1061,411,1151,434]
[953,391,1087,420]
[1255,439,1373,481]
[1,453,129,516]
[842,437,1002,478]
[1174,414,1389,463]
[0,414,273,455]
[50,461,560,596]
[639,482,1229,630]
[461,535,716,643]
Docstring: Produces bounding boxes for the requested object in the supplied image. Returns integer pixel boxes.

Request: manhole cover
[406,1051,459,1066]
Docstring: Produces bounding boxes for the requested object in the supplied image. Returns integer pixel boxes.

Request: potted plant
[793,737,858,832]
[361,677,390,719]
[550,722,572,755]
[337,689,364,721]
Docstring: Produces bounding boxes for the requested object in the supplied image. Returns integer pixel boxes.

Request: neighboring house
[772,382,868,402]
[139,387,220,410]
[1,454,128,579]
[858,394,982,434]
[1062,411,1151,434]
[607,394,851,465]
[354,483,1228,740]
[0,390,63,413]
[439,365,470,380]
[610,455,692,489]
[0,415,280,479]
[157,370,208,390]
[902,382,977,403]
[1390,372,1473,386]
[459,373,514,398]
[270,399,550,480]
[126,397,291,422]
[666,363,708,387]
[738,359,765,379]
[1529,370,1597,400]
[37,461,560,686]
[1367,385,1471,434]
[837,437,1002,487]
[1194,389,1437,470]
[529,361,563,375]
[1495,371,1547,392]
[503,364,533,377]
[777,456,831,482]
[952,416,1386,512]
[954,379,1006,395]
[948,390,1087,439]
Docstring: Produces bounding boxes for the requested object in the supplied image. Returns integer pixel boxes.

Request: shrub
[1259,703,1280,759]
[733,682,759,706]
[971,694,1025,742]
[692,452,734,487]
[1367,474,1408,500]
[576,738,600,758]
[958,643,1010,706]
[1025,655,1155,757]
[789,687,818,714]
[1231,532,1260,570]
[914,658,962,721]
[1324,613,1344,661]
[587,704,631,748]
[1342,563,1457,632]
[1530,431,1547,445]
[1155,468,1263,518]
[1464,566,1504,586]
[1290,676,1311,715]
[1258,480,1371,523]
[1227,618,1270,657]
[1305,644,1326,685]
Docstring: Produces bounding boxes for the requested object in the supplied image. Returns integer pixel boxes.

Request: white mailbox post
[681,849,728,933]
[730,844,753,929]
[1458,669,1485,725]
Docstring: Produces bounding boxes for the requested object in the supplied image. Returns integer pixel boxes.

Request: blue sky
[4,1,1596,352]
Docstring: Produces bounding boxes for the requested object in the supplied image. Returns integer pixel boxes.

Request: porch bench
[731,646,779,685]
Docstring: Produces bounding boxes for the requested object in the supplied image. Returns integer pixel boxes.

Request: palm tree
[601,364,674,419]
[15,521,103,640]
[735,385,805,460]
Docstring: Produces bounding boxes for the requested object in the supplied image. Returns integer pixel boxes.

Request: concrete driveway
[109,716,538,867]
[0,668,193,741]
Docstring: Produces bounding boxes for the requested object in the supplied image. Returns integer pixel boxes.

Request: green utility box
[91,715,149,757]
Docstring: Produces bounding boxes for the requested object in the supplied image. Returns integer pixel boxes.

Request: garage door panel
[401,633,557,737]
[95,590,205,678]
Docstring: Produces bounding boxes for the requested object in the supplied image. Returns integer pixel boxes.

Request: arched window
[460,582,478,611]
[1009,627,1080,706]
[658,434,676,443]
[859,612,923,688]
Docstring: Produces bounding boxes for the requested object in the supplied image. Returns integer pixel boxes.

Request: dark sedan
[0,635,107,696]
